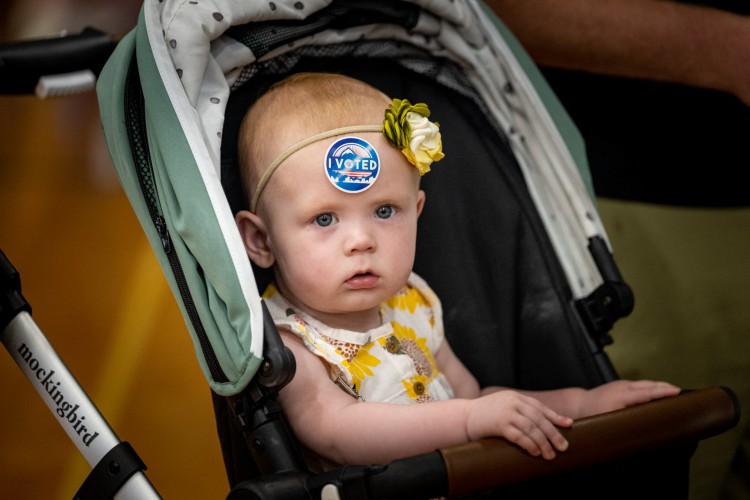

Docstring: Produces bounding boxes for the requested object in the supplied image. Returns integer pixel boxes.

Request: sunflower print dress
[262,272,455,404]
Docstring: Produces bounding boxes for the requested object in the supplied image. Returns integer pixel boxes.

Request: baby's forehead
[255,128,421,217]
[254,107,385,168]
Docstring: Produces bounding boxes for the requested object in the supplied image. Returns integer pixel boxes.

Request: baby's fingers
[539,403,574,429]
[516,405,571,459]
[625,380,681,406]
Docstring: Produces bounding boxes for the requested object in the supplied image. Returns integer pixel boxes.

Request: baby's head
[239,73,391,213]
[235,72,444,329]
[238,72,443,213]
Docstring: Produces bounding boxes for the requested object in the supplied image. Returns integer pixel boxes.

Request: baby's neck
[311,307,382,333]
[272,280,383,332]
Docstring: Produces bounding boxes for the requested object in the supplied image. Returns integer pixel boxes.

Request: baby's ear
[235,210,275,268]
[416,189,426,218]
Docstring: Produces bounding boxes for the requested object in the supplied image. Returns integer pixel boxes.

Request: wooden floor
[1,4,232,498]
[0,88,229,497]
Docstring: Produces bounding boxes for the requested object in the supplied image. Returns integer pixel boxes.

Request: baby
[234,72,679,465]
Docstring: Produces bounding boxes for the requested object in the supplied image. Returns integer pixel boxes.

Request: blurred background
[0,1,229,498]
[1,1,749,499]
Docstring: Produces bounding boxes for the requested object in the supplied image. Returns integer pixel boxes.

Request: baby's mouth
[346,272,379,289]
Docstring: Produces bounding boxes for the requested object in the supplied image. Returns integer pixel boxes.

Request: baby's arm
[435,339,680,419]
[276,331,572,465]
[571,379,682,417]
[492,380,681,419]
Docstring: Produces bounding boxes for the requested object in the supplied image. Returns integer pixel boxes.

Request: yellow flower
[261,282,278,300]
[383,98,444,175]
[386,286,430,314]
[402,374,430,400]
[388,322,438,379]
[342,342,381,392]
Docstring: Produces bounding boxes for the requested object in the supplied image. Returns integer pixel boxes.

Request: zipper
[124,55,228,384]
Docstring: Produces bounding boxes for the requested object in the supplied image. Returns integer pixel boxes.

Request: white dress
[263,272,455,404]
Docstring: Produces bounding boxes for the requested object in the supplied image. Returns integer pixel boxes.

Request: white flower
[404,111,443,175]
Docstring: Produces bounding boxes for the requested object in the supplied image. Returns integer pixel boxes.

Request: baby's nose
[344,223,376,255]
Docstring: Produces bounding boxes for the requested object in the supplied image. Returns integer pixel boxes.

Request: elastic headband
[249,98,444,212]
[250,125,381,212]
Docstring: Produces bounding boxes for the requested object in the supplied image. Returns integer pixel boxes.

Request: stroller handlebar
[228,386,739,499]
[0,27,117,97]
[441,385,740,498]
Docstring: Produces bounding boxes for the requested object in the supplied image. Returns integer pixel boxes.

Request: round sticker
[324,137,380,193]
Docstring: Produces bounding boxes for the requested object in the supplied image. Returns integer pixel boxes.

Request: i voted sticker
[324,137,379,193]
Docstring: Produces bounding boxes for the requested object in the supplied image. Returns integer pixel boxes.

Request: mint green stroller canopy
[97,0,609,396]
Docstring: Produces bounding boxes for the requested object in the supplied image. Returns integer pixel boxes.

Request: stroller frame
[0,250,159,499]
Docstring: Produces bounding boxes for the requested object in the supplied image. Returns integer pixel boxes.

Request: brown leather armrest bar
[440,386,740,498]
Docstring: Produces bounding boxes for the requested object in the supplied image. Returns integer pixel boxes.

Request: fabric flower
[383,98,445,175]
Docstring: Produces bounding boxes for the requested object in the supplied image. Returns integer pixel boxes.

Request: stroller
[0,0,740,498]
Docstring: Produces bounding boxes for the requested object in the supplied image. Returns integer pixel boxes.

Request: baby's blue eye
[314,213,337,227]
[375,205,396,219]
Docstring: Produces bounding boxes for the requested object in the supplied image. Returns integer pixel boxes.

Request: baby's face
[258,132,424,331]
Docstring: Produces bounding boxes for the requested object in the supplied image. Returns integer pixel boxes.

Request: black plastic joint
[1,249,31,331]
[73,441,147,500]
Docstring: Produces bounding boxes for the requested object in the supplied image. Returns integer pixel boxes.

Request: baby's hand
[580,379,681,416]
[467,390,573,460]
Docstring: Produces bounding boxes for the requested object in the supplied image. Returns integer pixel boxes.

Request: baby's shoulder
[401,272,442,310]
